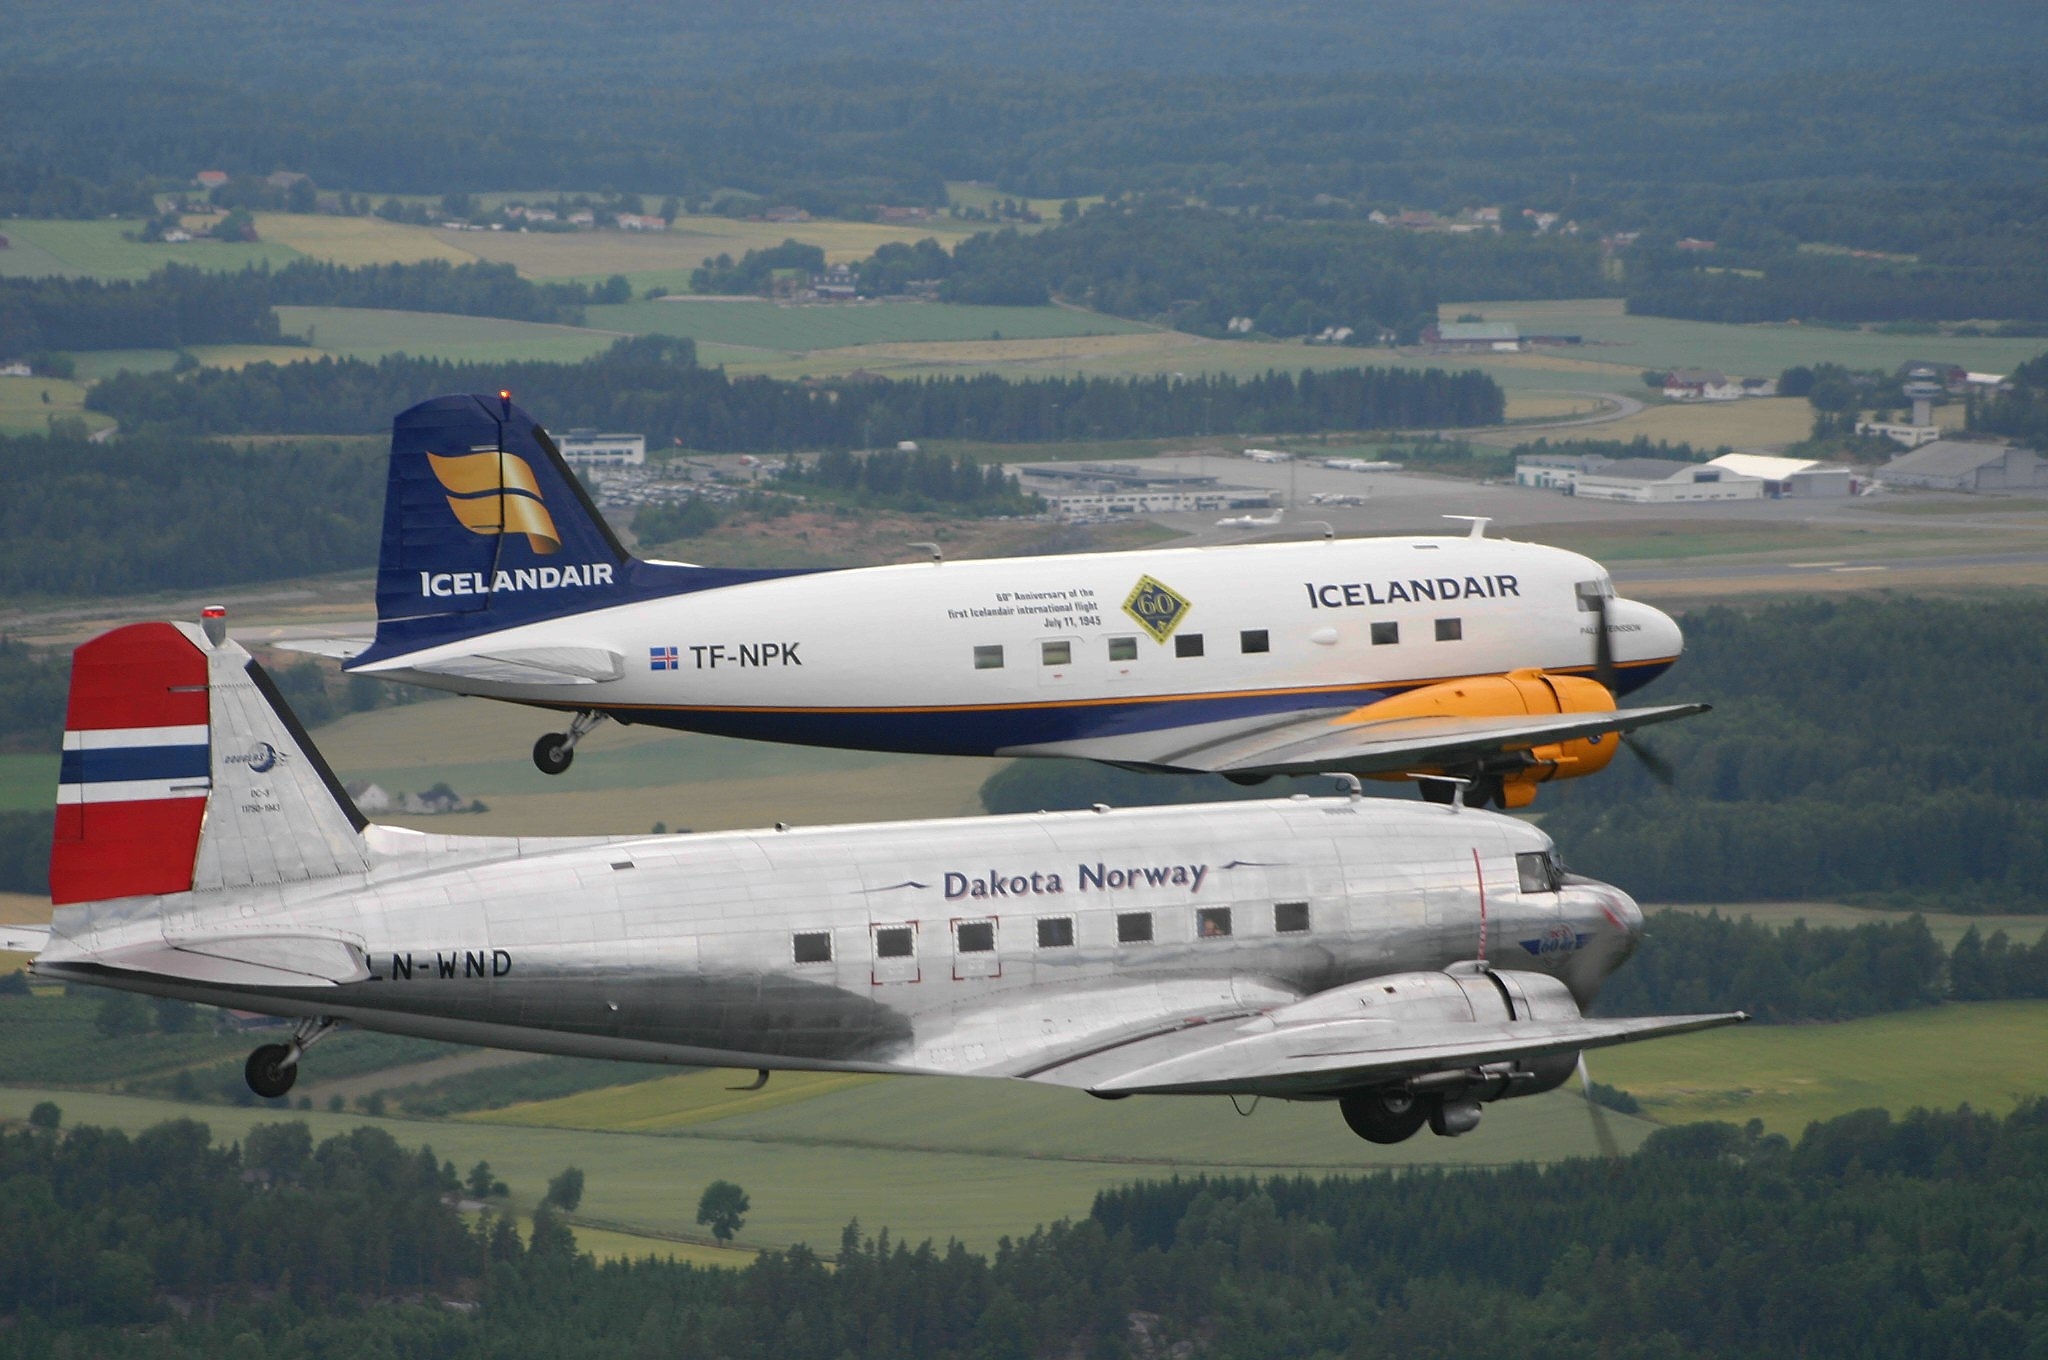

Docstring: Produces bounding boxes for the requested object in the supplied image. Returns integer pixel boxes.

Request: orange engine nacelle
[1351,668,1618,807]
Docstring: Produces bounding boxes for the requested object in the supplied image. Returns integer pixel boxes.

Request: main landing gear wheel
[532,710,609,776]
[1340,1087,1433,1144]
[245,1044,297,1099]
[533,733,575,775]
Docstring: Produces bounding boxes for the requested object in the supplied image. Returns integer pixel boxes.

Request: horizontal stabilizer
[274,636,371,661]
[75,934,371,989]
[360,645,625,686]
[1,925,49,955]
[1033,1003,1746,1098]
[1156,702,1709,777]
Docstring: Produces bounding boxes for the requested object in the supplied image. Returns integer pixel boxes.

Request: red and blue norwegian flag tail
[352,394,812,665]
[53,620,373,907]
[52,623,212,905]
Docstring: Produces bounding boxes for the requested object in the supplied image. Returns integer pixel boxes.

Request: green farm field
[0,375,112,435]
[0,217,300,280]
[1443,298,2048,386]
[274,306,622,363]
[1594,1000,2048,1133]
[584,298,1154,352]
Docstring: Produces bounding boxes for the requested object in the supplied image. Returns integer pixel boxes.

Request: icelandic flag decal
[649,646,679,671]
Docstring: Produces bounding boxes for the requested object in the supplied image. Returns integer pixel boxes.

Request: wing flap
[1032,1007,1746,1097]
[1156,703,1708,776]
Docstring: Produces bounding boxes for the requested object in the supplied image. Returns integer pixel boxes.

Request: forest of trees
[0,267,281,354]
[4,1102,2047,1357]
[1625,247,2048,324]
[1539,596,2048,910]
[85,337,1506,448]
[1973,349,2048,450]
[0,431,384,598]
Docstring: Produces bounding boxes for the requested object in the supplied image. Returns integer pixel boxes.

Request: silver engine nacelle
[1325,967,1588,1142]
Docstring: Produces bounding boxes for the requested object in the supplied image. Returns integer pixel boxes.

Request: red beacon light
[200,604,228,646]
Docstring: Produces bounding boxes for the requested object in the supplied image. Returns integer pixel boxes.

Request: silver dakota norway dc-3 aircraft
[8,617,1743,1144]
[293,394,1704,809]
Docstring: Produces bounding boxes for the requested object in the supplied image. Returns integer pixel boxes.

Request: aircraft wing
[275,637,371,661]
[1028,999,1746,1098]
[1146,702,1708,777]
[356,646,626,687]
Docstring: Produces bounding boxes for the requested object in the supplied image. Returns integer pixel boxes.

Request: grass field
[1443,299,2048,387]
[440,214,984,289]
[305,696,1005,836]
[0,218,300,280]
[0,754,56,812]
[273,306,622,364]
[585,299,1154,352]
[0,375,112,435]
[1594,1001,2048,1133]
[0,1080,1648,1256]
[251,213,476,267]
[1568,396,1816,450]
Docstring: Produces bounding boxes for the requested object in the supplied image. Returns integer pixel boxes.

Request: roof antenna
[908,541,942,564]
[1302,519,1335,541]
[1331,772,1363,801]
[1443,515,1490,539]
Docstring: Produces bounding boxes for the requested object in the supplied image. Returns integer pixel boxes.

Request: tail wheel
[533,734,574,776]
[1340,1087,1433,1144]
[245,1044,297,1099]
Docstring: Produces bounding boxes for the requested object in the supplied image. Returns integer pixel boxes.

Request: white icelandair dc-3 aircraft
[299,394,1703,808]
[11,617,1742,1142]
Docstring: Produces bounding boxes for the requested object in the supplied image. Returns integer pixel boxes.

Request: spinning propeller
[1590,591,1675,787]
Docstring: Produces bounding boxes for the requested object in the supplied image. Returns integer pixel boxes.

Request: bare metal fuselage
[38,797,1637,1094]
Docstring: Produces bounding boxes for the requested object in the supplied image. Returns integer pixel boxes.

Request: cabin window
[974,645,1005,669]
[956,920,996,953]
[875,925,915,958]
[1041,640,1072,666]
[1037,916,1075,948]
[1436,617,1462,641]
[1175,634,1205,658]
[1371,621,1399,645]
[1275,901,1310,934]
[1240,629,1270,654]
[1108,636,1138,662]
[1517,850,1565,893]
[793,930,833,964]
[1196,907,1232,939]
[1116,911,1154,944]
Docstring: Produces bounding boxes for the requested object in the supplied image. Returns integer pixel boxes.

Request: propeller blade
[1623,734,1676,786]
[1592,593,1617,693]
[1577,1053,1623,1162]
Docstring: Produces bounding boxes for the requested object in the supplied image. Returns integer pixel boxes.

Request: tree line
[1626,245,2048,324]
[86,336,1507,448]
[1540,596,2048,910]
[6,1100,2048,1356]
[1973,348,2048,450]
[0,259,639,360]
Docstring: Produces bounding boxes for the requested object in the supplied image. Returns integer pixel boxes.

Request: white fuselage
[364,535,1681,762]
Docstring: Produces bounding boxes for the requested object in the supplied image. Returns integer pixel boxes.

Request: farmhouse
[1425,322,1522,353]
[1879,440,2048,493]
[1571,458,1764,504]
[1662,369,1745,402]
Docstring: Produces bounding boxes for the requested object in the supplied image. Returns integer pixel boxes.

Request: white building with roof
[1879,440,2048,493]
[1571,458,1764,504]
[554,430,646,472]
[1705,453,1852,499]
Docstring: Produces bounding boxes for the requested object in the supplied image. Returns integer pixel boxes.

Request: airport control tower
[1902,366,1945,429]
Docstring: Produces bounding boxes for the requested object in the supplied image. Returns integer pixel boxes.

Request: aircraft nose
[1562,876,1645,966]
[1610,596,1684,667]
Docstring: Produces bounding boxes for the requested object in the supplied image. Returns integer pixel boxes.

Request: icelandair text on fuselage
[945,862,1210,899]
[1304,574,1518,609]
[419,564,615,598]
